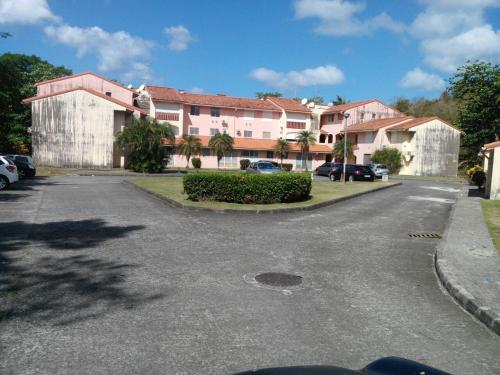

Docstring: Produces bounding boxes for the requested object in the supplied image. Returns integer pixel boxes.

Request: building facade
[484,141,500,199]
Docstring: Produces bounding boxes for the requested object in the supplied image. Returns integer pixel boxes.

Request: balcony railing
[286,121,306,129]
[156,112,179,121]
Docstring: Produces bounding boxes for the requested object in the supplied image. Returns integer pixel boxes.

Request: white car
[371,164,390,178]
[0,155,19,190]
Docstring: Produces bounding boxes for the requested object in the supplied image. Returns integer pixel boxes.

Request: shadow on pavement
[0,218,164,326]
[467,186,486,198]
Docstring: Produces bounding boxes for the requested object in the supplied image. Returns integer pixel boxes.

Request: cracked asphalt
[0,176,499,374]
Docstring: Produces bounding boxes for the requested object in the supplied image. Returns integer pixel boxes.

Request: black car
[6,154,36,178]
[315,162,343,179]
[316,162,375,182]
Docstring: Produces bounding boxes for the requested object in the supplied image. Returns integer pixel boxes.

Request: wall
[321,101,402,128]
[485,147,500,199]
[37,74,134,105]
[152,101,183,135]
[31,90,125,168]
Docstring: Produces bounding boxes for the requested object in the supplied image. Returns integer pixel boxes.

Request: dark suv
[316,162,375,182]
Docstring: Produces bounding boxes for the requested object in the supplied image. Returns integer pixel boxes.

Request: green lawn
[481,200,500,253]
[129,177,399,211]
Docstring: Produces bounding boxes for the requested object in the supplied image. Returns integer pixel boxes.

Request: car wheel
[0,176,9,191]
[18,169,26,179]
[329,173,335,181]
[348,175,354,182]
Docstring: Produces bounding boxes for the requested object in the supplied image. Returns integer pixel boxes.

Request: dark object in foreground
[315,163,375,182]
[6,154,36,178]
[234,356,451,375]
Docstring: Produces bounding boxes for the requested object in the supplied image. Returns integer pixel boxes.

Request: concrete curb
[122,180,402,214]
[434,188,500,336]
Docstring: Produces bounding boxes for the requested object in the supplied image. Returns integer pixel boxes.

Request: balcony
[156,112,179,121]
[286,121,306,129]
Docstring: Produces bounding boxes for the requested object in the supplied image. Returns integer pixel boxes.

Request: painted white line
[408,196,455,204]
[420,186,460,193]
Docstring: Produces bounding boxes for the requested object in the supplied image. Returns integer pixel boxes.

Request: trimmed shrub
[281,163,293,172]
[191,157,201,169]
[183,172,311,204]
[466,165,486,188]
[371,147,402,174]
[240,159,251,170]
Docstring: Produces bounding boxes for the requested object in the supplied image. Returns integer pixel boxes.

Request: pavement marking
[407,196,455,204]
[420,186,461,193]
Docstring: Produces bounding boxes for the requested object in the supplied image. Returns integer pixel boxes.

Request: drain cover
[408,233,442,238]
[254,272,302,287]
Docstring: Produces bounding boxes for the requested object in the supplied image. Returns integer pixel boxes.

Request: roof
[22,87,147,115]
[35,71,138,95]
[484,140,500,150]
[146,86,281,111]
[322,99,376,114]
[386,116,463,133]
[265,97,311,113]
[173,136,331,153]
[339,117,411,133]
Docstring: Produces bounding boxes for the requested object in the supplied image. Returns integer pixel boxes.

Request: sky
[1,0,499,103]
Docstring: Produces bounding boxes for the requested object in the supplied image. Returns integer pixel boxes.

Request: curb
[434,188,500,336]
[122,180,402,214]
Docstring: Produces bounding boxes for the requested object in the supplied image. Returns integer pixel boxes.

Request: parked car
[257,160,280,168]
[247,161,281,174]
[370,163,389,178]
[6,154,36,178]
[327,164,375,182]
[0,155,19,190]
[315,162,343,179]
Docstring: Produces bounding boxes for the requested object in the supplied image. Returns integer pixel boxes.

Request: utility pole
[343,112,350,183]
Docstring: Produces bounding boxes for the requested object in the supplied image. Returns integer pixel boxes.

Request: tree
[116,118,175,173]
[0,53,72,152]
[208,132,234,169]
[449,61,500,166]
[391,92,457,123]
[273,138,291,167]
[332,139,354,161]
[332,95,347,105]
[371,148,403,174]
[256,92,282,99]
[177,135,202,168]
[296,130,316,171]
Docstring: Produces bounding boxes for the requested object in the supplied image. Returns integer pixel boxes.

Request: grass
[129,177,399,211]
[481,200,500,253]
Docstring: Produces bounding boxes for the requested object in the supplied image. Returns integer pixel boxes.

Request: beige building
[483,141,500,200]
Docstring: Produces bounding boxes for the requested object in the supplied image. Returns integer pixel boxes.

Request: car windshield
[258,163,276,169]
[377,165,387,169]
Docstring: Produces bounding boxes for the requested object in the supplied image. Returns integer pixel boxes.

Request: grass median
[129,176,399,211]
[481,200,500,253]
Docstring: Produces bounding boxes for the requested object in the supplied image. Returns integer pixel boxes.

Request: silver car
[371,163,389,178]
[246,162,281,174]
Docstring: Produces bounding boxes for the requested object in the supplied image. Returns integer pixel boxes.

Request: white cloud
[44,24,154,82]
[399,68,445,92]
[190,87,204,94]
[164,25,194,51]
[294,0,405,36]
[250,65,344,90]
[0,0,58,24]
[411,0,500,72]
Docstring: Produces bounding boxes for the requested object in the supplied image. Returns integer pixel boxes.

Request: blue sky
[1,0,499,103]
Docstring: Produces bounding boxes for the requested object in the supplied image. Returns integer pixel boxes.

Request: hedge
[183,172,311,204]
[191,157,201,169]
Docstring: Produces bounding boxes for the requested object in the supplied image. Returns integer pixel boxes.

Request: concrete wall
[31,90,127,168]
[485,147,500,199]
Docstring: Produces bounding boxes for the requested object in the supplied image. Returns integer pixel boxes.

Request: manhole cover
[408,233,442,238]
[254,272,303,287]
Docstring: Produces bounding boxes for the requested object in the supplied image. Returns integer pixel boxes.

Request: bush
[281,163,293,172]
[466,165,486,188]
[183,172,311,204]
[240,159,251,170]
[371,147,403,174]
[191,157,201,169]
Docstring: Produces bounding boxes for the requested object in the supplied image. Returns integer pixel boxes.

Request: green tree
[116,118,175,173]
[0,53,72,152]
[208,132,234,169]
[309,96,324,104]
[296,130,316,171]
[255,92,282,99]
[177,135,202,168]
[333,95,347,105]
[273,138,291,168]
[449,61,500,166]
[332,139,354,161]
[371,148,403,174]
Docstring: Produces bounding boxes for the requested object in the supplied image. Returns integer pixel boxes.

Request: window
[319,134,326,143]
[337,113,343,121]
[190,106,200,116]
[328,134,333,143]
[354,134,358,144]
[328,114,335,122]
[105,91,112,97]
[365,131,374,143]
[372,113,376,119]
[266,151,274,159]
[221,151,237,167]
[262,111,273,121]
[262,131,271,139]
[189,127,199,135]
[211,107,220,117]
[210,128,220,136]
[295,155,312,170]
[241,150,258,158]
[243,111,254,120]
[360,112,364,120]
[244,130,252,138]
[202,148,211,156]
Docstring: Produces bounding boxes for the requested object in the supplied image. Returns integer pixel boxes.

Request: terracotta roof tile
[266,97,311,113]
[145,86,183,102]
[484,140,500,150]
[386,116,463,133]
[322,99,376,114]
[339,117,412,133]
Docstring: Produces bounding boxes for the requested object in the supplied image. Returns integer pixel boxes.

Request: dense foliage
[0,53,72,153]
[466,165,486,188]
[255,92,282,99]
[392,91,457,124]
[296,130,316,171]
[332,139,354,161]
[177,135,201,168]
[281,163,293,172]
[371,148,403,173]
[240,159,250,170]
[208,132,234,169]
[183,172,311,204]
[191,157,201,169]
[116,118,174,173]
[273,138,291,167]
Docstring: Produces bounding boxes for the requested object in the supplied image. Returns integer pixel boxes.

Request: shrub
[183,172,311,204]
[240,159,251,170]
[371,147,403,174]
[466,165,486,188]
[191,157,201,169]
[281,163,293,172]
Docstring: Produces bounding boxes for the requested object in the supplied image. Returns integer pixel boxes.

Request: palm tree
[296,130,316,171]
[208,132,234,169]
[177,135,202,168]
[334,95,347,105]
[273,138,290,168]
[332,138,354,162]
